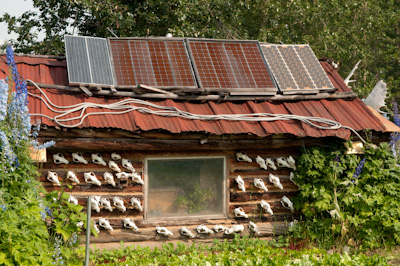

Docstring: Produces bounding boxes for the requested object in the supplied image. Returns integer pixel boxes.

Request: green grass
[87,236,390,266]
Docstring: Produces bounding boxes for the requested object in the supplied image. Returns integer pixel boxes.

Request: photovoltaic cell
[260,44,334,92]
[65,35,114,85]
[109,39,197,88]
[187,40,276,89]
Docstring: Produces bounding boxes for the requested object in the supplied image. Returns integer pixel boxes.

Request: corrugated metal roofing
[0,55,393,140]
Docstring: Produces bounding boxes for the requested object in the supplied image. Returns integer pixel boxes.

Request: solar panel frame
[186,38,278,91]
[108,37,198,89]
[260,43,334,94]
[65,35,115,86]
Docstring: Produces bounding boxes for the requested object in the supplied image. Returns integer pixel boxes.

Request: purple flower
[353,157,366,179]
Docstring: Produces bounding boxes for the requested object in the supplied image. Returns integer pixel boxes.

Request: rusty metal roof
[0,55,394,139]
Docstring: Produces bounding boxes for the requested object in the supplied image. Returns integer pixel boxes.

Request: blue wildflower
[31,139,56,150]
[0,130,17,165]
[0,80,8,121]
[353,157,366,179]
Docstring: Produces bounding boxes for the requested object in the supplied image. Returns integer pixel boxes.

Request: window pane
[147,157,225,219]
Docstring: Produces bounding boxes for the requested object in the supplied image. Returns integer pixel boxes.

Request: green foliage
[88,236,389,265]
[1,0,399,101]
[291,142,400,249]
[175,184,215,213]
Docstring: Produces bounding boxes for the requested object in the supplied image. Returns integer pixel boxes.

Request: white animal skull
[265,158,277,170]
[224,224,245,235]
[93,222,100,234]
[130,197,143,212]
[213,225,229,233]
[71,152,88,164]
[108,161,121,173]
[249,221,261,234]
[66,171,80,184]
[260,199,273,215]
[156,227,173,237]
[236,152,252,163]
[281,196,294,212]
[234,207,248,219]
[276,157,290,168]
[254,178,268,192]
[53,153,69,165]
[123,218,139,232]
[68,195,78,205]
[196,225,214,234]
[287,156,296,170]
[111,152,121,161]
[91,196,101,213]
[269,173,283,190]
[131,172,144,185]
[122,158,135,172]
[113,196,126,212]
[47,171,61,186]
[84,172,101,186]
[115,172,130,180]
[235,175,246,192]
[103,172,116,187]
[100,198,113,212]
[180,227,195,238]
[256,155,268,170]
[91,153,106,166]
[290,172,298,187]
[98,217,113,231]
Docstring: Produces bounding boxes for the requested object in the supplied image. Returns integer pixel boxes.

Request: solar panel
[65,35,114,86]
[260,44,334,93]
[187,39,277,90]
[109,38,197,88]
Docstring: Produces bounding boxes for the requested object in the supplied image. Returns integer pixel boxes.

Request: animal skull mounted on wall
[53,153,69,165]
[113,196,126,212]
[103,172,116,187]
[84,172,101,186]
[71,152,88,164]
[265,158,277,170]
[235,175,246,192]
[224,224,245,235]
[234,207,248,219]
[131,172,144,185]
[236,152,252,163]
[47,171,61,186]
[100,198,113,212]
[180,226,195,238]
[123,218,139,231]
[122,158,135,172]
[108,161,121,173]
[249,221,260,235]
[254,178,268,192]
[91,196,101,213]
[281,196,294,212]
[213,225,229,233]
[276,157,290,168]
[115,172,130,180]
[156,227,173,237]
[196,225,214,234]
[68,195,78,205]
[130,197,143,212]
[260,199,273,215]
[66,171,80,184]
[255,155,268,170]
[93,221,100,234]
[91,153,106,166]
[111,152,121,161]
[287,156,296,170]
[98,217,113,231]
[269,173,283,190]
[290,172,298,187]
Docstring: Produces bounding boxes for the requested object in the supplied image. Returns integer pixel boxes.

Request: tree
[1,0,399,102]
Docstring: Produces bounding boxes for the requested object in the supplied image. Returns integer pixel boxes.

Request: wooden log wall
[38,132,305,244]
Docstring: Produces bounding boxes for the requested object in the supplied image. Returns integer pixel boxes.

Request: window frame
[144,155,228,222]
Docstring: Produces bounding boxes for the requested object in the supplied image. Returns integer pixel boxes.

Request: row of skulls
[67,195,142,213]
[91,219,261,237]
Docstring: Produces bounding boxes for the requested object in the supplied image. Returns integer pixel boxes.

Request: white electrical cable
[26,79,366,143]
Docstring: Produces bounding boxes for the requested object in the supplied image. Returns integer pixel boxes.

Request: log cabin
[0,36,397,247]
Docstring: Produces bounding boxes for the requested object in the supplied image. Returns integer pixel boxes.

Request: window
[145,156,226,220]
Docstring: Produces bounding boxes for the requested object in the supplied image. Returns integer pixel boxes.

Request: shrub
[291,141,400,249]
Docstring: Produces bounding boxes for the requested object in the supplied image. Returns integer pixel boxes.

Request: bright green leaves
[291,141,400,249]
